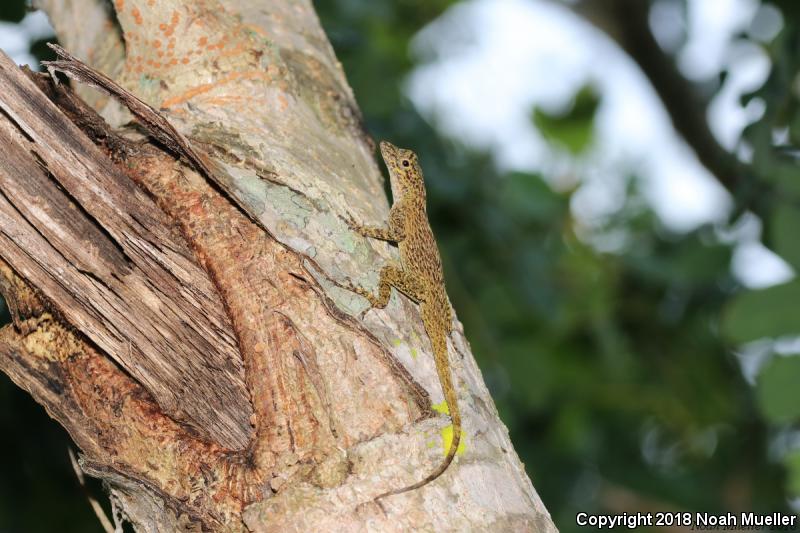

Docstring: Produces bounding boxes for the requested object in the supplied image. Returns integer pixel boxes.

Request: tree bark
[0,0,556,530]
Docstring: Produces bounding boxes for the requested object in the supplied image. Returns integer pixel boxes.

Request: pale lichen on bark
[0,0,557,530]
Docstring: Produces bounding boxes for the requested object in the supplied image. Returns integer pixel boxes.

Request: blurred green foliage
[533,85,600,154]
[756,356,800,423]
[770,205,800,269]
[0,0,798,531]
[723,2,800,499]
[0,0,25,24]
[723,281,800,343]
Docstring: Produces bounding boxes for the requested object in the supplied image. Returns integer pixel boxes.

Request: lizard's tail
[374,331,460,501]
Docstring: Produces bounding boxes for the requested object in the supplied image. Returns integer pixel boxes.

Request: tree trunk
[0,0,556,530]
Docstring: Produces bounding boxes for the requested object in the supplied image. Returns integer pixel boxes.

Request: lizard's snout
[379,140,399,159]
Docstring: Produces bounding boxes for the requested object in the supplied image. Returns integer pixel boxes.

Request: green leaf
[722,281,800,343]
[785,448,800,497]
[756,356,800,424]
[532,85,598,154]
[765,162,800,199]
[771,204,800,269]
[499,171,566,221]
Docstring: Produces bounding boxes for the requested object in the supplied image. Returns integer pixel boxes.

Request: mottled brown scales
[348,141,460,500]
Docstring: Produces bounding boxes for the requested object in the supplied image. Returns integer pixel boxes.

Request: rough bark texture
[0,0,556,531]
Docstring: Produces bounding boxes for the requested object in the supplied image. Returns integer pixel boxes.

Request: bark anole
[347,141,461,500]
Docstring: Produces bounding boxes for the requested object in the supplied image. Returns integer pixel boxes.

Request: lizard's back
[399,202,446,287]
[399,202,451,330]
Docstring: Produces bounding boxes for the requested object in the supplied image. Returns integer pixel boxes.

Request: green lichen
[138,73,161,90]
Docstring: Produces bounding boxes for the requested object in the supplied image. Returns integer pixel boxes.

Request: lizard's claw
[345,282,370,304]
[341,279,376,318]
[341,211,360,231]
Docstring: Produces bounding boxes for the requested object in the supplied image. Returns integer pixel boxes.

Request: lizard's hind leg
[351,265,424,309]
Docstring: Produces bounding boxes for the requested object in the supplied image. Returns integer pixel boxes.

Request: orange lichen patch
[219,43,250,59]
[169,58,178,66]
[168,39,175,50]
[266,64,279,77]
[155,10,181,38]
[115,0,124,11]
[160,70,271,108]
[153,39,162,48]
[242,24,267,38]
[215,35,230,49]
[131,7,142,25]
[157,51,164,58]
[204,95,248,109]
[198,36,208,46]
[277,94,289,111]
[181,57,189,65]
[147,0,154,5]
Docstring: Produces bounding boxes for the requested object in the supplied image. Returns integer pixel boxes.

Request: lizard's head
[379,141,425,200]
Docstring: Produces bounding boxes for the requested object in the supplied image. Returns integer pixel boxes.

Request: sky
[0,9,52,67]
[0,0,792,288]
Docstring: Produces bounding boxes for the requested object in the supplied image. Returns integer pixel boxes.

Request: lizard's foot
[341,279,380,310]
[341,211,361,232]
[354,288,382,309]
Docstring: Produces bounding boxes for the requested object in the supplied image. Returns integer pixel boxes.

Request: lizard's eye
[402,160,410,167]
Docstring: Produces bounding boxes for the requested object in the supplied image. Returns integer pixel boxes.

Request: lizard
[346,141,461,500]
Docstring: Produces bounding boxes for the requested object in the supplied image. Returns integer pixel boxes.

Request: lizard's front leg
[347,202,407,243]
[348,220,397,242]
[351,265,424,309]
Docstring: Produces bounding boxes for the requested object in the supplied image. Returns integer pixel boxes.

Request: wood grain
[0,50,252,450]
